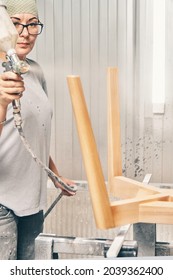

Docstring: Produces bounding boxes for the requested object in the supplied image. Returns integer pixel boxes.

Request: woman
[0,0,75,259]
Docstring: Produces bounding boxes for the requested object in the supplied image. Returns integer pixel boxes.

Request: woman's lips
[17,43,30,48]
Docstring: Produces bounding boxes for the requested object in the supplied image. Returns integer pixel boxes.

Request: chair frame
[67,68,173,229]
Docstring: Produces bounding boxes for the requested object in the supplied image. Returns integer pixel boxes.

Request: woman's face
[11,14,39,60]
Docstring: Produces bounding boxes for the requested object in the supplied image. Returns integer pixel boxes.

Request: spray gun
[0,1,77,212]
[2,49,30,129]
[0,1,29,128]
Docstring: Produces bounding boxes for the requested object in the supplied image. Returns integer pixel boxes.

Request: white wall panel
[29,0,173,184]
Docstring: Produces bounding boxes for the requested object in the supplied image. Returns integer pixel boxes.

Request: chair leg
[67,75,114,229]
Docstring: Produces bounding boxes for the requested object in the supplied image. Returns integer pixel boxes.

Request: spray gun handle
[2,59,21,111]
[2,49,30,128]
[2,52,25,128]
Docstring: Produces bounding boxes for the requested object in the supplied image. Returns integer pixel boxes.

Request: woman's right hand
[0,71,25,109]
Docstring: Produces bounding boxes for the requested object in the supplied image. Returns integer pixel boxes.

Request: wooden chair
[67,68,173,230]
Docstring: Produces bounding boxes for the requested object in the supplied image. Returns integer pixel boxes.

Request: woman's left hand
[54,176,77,196]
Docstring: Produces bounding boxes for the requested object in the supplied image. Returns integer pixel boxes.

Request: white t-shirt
[0,58,52,216]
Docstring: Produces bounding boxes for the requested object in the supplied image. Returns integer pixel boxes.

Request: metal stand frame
[35,234,138,259]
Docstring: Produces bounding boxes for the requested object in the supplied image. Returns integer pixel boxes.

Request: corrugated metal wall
[29,0,173,245]
[44,181,124,239]
[30,0,173,185]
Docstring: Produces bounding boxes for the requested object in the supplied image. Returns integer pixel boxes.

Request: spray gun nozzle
[6,50,30,75]
[2,50,30,75]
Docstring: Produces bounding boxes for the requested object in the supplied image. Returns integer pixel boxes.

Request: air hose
[3,53,77,197]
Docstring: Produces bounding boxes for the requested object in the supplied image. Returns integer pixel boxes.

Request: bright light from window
[152,0,165,114]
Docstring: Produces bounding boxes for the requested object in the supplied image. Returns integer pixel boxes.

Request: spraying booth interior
[1,0,173,259]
